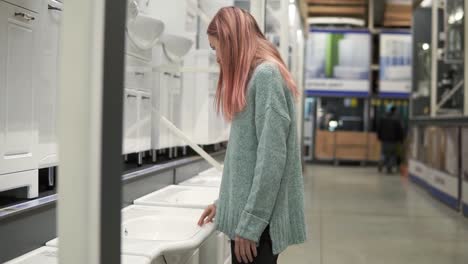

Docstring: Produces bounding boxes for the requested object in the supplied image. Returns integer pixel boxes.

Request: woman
[197,7,306,264]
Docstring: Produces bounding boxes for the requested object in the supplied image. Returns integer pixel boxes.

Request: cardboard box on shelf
[335,145,368,161]
[367,132,381,161]
[383,3,412,27]
[335,131,368,146]
[315,130,335,160]
[442,127,459,176]
[425,127,444,171]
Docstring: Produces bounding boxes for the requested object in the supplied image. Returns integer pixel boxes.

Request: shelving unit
[408,0,468,216]
[304,0,411,164]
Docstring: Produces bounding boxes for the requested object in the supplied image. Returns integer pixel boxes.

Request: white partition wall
[57,0,126,263]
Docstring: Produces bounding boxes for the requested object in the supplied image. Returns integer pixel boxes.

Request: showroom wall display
[379,31,412,97]
[306,29,371,97]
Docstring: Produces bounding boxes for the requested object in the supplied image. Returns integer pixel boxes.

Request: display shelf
[410,116,468,125]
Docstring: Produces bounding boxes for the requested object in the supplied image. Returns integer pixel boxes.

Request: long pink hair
[207,6,298,121]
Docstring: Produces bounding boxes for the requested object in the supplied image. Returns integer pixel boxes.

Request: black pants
[231,227,278,264]
[381,142,398,173]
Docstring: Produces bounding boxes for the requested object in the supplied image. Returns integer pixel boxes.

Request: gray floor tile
[279,165,468,264]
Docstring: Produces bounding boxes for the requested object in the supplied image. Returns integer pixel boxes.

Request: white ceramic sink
[127,14,164,50]
[198,167,223,177]
[5,246,150,264]
[47,205,214,261]
[134,185,219,209]
[160,34,194,62]
[179,176,221,188]
[122,215,201,241]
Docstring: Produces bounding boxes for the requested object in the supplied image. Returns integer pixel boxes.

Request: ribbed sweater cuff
[235,210,269,242]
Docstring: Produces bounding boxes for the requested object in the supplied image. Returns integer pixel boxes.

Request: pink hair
[207,6,299,121]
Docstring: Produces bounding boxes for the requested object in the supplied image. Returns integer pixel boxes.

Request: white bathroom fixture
[160,34,194,62]
[123,0,161,162]
[199,167,223,177]
[0,0,41,198]
[5,246,151,264]
[133,189,229,264]
[47,205,215,264]
[127,0,139,22]
[179,175,221,188]
[151,36,193,156]
[179,167,223,188]
[134,185,219,209]
[125,0,164,61]
[123,89,139,155]
[182,50,230,146]
[36,0,63,168]
[127,13,164,51]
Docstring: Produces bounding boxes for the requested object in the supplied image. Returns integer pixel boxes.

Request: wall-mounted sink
[46,205,215,262]
[160,34,194,62]
[179,176,221,188]
[127,14,165,50]
[133,185,219,209]
[198,167,223,177]
[5,246,151,264]
[122,215,202,241]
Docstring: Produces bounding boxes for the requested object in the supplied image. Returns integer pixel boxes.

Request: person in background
[197,6,307,264]
[377,105,404,174]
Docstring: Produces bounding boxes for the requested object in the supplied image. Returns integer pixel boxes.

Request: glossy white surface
[0,169,37,198]
[198,167,223,177]
[5,246,151,264]
[125,55,152,92]
[0,1,39,175]
[0,0,39,197]
[179,175,221,188]
[123,215,201,241]
[152,44,186,149]
[160,34,193,62]
[198,231,231,264]
[126,14,164,51]
[137,91,152,152]
[37,0,62,167]
[123,89,139,154]
[3,0,41,13]
[134,185,219,209]
[48,205,214,261]
[123,54,153,154]
[182,50,230,145]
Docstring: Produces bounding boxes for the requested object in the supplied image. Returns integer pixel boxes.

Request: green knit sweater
[215,62,307,254]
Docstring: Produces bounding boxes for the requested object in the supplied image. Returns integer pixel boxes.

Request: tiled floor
[279,165,468,264]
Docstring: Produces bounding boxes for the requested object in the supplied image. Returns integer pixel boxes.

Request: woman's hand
[197,204,216,226]
[234,236,258,263]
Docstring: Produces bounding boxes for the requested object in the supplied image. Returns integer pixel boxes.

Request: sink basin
[198,167,223,178]
[122,216,201,241]
[127,14,164,50]
[5,246,150,264]
[127,0,139,22]
[179,176,221,188]
[133,185,219,209]
[47,205,215,261]
[160,34,194,62]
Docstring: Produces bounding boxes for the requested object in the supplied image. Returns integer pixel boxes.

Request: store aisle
[279,165,468,264]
